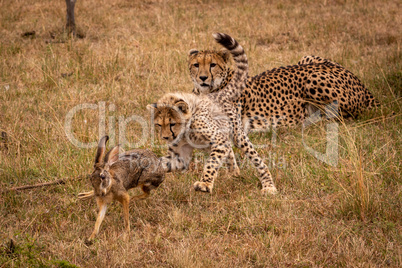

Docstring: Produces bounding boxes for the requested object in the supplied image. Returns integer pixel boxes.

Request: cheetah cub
[148,33,277,195]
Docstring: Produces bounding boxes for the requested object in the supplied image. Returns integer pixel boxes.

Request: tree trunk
[65,0,77,35]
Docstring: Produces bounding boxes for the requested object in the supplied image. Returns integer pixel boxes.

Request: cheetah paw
[261,186,278,195]
[231,167,240,177]
[193,181,213,193]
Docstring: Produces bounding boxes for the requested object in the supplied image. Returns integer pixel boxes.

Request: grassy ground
[0,0,401,267]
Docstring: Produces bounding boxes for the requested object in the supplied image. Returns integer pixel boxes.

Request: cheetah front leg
[160,145,193,173]
[227,148,240,176]
[244,137,277,194]
[194,139,231,193]
[227,104,278,195]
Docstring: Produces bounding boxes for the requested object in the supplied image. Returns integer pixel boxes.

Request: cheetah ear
[146,103,157,111]
[175,100,189,114]
[218,49,230,62]
[188,49,199,57]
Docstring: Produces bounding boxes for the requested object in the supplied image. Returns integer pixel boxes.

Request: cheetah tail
[213,33,248,102]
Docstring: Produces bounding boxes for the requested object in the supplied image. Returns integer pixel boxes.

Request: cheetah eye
[155,124,161,127]
[210,63,217,68]
[193,63,199,68]
[170,123,176,127]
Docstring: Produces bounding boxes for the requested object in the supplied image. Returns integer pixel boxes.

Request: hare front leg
[78,190,94,200]
[88,197,108,241]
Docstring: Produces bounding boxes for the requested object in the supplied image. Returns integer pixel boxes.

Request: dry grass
[0,0,401,267]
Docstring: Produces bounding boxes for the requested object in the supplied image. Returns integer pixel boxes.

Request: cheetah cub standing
[148,33,277,195]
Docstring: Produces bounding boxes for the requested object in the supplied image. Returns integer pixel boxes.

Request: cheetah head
[188,49,231,94]
[147,93,191,143]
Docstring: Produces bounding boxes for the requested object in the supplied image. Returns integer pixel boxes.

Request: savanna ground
[0,0,401,267]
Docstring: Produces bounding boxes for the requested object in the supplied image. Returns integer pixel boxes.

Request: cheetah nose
[199,76,208,82]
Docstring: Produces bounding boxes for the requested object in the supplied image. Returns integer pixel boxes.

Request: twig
[2,179,66,193]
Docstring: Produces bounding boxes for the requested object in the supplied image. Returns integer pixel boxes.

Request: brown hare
[78,136,165,242]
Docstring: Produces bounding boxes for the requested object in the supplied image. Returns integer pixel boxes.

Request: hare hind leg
[131,185,151,201]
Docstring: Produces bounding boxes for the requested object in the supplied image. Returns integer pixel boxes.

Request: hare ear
[105,145,120,165]
[218,49,230,62]
[188,49,199,57]
[147,103,157,111]
[175,100,189,114]
[95,136,109,165]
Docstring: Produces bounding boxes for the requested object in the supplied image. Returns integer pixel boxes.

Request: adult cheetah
[189,50,379,133]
